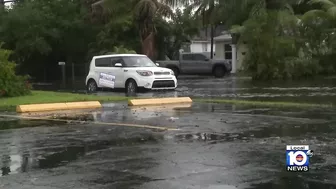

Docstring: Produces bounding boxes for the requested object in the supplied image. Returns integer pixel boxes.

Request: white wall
[214,43,224,59]
[190,41,216,53]
[215,41,245,71]
[237,44,247,71]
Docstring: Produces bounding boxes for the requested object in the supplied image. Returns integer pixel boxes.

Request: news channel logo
[286,145,314,172]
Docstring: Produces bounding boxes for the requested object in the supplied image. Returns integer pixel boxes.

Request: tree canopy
[1,0,336,82]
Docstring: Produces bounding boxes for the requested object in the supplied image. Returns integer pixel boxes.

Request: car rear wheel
[87,79,98,93]
[213,66,226,78]
[126,79,137,94]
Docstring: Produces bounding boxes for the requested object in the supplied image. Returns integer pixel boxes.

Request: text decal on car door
[99,73,115,88]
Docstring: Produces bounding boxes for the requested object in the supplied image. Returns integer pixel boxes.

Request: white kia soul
[86,54,177,93]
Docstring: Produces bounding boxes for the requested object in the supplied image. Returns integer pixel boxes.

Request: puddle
[245,176,336,189]
[0,132,163,177]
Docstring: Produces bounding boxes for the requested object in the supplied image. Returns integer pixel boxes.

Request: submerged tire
[170,67,180,77]
[213,66,226,78]
[126,79,138,94]
[87,79,98,93]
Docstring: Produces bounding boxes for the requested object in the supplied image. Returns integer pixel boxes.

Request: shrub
[0,44,31,97]
[234,10,322,80]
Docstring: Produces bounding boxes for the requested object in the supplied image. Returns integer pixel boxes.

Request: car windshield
[123,56,156,67]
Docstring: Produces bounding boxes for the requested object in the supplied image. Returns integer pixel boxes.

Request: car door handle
[124,70,128,72]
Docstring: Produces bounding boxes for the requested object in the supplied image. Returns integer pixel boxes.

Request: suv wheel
[213,66,225,78]
[87,80,98,93]
[171,67,179,77]
[126,79,137,94]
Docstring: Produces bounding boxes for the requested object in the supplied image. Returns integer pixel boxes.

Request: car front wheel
[126,79,138,94]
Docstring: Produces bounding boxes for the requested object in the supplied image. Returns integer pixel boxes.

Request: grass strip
[0,90,130,111]
[0,91,332,112]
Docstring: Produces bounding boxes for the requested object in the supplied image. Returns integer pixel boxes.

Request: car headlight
[136,70,153,76]
[170,71,174,75]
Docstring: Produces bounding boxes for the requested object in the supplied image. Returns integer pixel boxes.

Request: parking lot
[1,76,336,189]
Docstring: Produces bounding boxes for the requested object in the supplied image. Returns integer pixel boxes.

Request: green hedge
[0,44,31,97]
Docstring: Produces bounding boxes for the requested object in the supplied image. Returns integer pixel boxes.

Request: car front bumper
[136,76,177,90]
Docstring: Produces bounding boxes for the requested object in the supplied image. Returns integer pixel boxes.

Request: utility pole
[210,24,214,59]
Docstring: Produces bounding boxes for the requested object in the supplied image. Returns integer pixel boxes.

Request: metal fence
[32,63,90,91]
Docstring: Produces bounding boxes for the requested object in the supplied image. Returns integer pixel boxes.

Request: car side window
[95,57,112,67]
[182,54,193,60]
[111,57,123,66]
[193,54,207,61]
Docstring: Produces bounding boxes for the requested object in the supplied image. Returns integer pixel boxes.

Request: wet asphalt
[1,76,336,189]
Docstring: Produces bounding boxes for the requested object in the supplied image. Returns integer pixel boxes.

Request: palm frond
[327,6,336,18]
[301,9,329,20]
[285,3,295,14]
[98,0,134,17]
[309,0,335,9]
[157,3,174,18]
[134,0,157,18]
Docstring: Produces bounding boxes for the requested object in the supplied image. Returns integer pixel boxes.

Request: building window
[224,44,232,60]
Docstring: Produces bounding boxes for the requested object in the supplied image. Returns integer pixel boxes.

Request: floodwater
[91,76,336,105]
[1,76,336,189]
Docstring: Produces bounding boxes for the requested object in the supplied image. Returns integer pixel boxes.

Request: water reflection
[246,174,336,189]
[1,155,10,176]
[97,103,192,122]
[0,121,163,177]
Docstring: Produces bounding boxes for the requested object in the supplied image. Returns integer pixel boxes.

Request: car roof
[93,54,146,59]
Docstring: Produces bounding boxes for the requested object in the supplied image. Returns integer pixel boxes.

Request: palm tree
[92,0,173,60]
[162,0,251,58]
[303,0,336,18]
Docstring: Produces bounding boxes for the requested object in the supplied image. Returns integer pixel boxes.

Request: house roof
[213,33,232,42]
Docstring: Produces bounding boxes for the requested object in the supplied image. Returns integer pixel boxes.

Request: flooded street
[1,76,336,189]
[94,76,336,104]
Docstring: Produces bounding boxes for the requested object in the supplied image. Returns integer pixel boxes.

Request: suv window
[182,54,193,60]
[95,57,111,67]
[111,57,123,66]
[193,54,207,61]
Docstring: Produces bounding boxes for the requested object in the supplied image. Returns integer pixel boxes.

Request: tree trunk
[142,32,156,61]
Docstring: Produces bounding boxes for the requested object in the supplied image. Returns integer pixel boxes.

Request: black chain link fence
[32,63,90,91]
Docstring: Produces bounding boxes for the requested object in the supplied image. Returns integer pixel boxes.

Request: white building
[188,26,225,54]
[187,26,245,73]
[190,40,215,53]
[213,31,247,73]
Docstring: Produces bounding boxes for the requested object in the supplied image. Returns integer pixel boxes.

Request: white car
[85,54,177,93]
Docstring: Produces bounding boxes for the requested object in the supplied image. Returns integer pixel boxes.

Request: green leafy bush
[0,44,31,97]
[233,10,322,80]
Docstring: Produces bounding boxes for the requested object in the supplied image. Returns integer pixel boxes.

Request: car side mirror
[115,63,122,67]
[155,63,159,66]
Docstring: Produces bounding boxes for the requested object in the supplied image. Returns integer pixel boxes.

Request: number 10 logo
[286,145,311,172]
[288,151,308,166]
